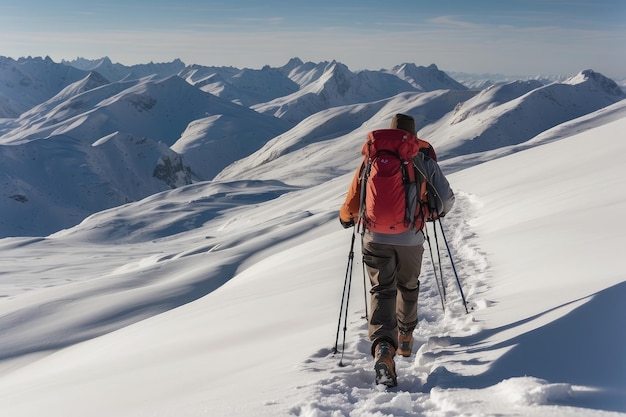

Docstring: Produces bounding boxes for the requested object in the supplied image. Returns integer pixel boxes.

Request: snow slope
[0,56,88,118]
[421,70,625,158]
[0,73,290,236]
[0,100,624,417]
[215,90,476,185]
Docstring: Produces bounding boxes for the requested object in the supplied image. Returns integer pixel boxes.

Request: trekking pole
[424,223,446,312]
[431,220,448,302]
[361,255,369,320]
[333,227,356,366]
[437,218,469,314]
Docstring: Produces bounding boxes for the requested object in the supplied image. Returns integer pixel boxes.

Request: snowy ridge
[62,56,186,85]
[251,60,417,124]
[180,64,300,107]
[389,63,468,91]
[421,70,625,157]
[441,99,626,174]
[0,56,88,118]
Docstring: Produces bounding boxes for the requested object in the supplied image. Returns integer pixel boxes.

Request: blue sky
[1,0,624,77]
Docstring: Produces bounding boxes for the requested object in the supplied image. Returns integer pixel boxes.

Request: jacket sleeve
[414,154,455,216]
[339,162,363,223]
[427,158,455,215]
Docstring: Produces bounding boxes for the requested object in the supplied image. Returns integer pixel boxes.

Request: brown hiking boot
[397,329,414,357]
[374,341,397,387]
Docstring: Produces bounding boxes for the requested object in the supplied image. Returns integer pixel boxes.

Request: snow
[1,57,625,416]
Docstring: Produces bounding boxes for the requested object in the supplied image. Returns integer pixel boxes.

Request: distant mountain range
[0,55,624,237]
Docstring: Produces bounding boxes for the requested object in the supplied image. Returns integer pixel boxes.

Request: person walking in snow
[339,113,455,387]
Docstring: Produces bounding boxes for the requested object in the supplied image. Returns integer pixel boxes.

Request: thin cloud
[427,15,485,30]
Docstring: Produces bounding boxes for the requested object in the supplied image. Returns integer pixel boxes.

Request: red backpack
[359,129,436,234]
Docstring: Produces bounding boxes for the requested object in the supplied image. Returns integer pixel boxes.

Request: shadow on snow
[423,280,626,412]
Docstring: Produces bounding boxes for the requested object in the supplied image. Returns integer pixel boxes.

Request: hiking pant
[362,241,424,355]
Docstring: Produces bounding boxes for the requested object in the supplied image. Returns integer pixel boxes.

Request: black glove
[340,217,355,229]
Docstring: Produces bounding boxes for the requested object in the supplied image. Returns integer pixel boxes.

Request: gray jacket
[363,153,455,246]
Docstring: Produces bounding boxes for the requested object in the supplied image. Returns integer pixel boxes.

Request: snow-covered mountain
[179,63,300,107]
[388,63,468,91]
[447,70,570,90]
[216,89,477,185]
[0,70,290,236]
[0,56,88,118]
[0,87,624,417]
[63,56,186,84]
[251,60,426,124]
[279,57,328,86]
[1,131,191,236]
[421,69,625,157]
[216,70,624,184]
[1,55,624,240]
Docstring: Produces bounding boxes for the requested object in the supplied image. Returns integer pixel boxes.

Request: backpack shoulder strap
[416,138,437,161]
[357,157,371,234]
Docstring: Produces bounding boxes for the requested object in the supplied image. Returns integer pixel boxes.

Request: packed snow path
[291,191,497,416]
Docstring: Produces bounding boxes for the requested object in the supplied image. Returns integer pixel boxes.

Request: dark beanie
[390,113,416,136]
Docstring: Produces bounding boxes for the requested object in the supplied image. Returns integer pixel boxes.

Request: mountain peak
[285,57,304,67]
[391,62,466,91]
[323,60,352,76]
[565,69,624,98]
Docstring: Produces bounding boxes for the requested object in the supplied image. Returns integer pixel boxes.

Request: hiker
[339,114,455,387]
